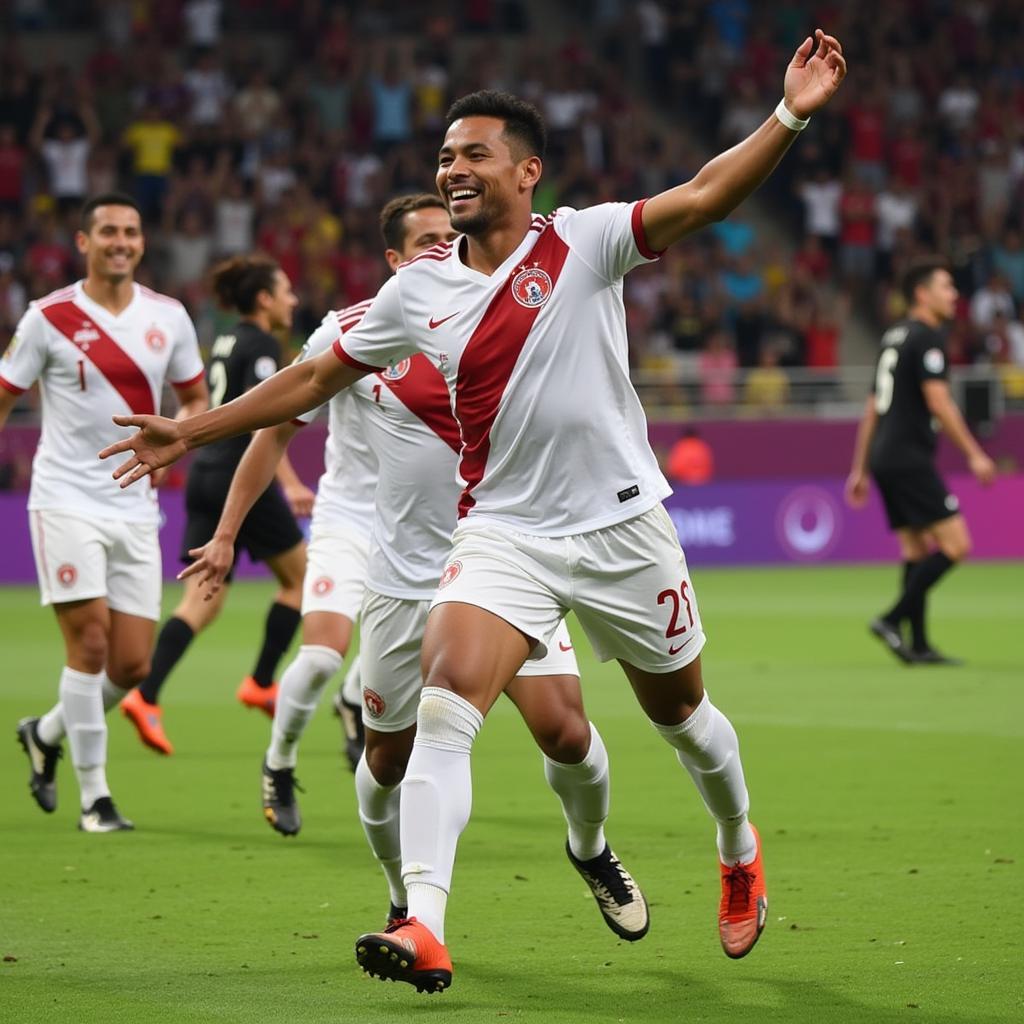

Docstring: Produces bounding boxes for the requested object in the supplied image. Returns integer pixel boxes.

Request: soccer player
[120,255,312,755]
[184,195,649,960]
[2,192,206,831]
[845,259,996,664]
[102,31,846,981]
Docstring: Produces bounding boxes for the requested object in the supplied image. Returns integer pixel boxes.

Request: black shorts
[181,463,304,581]
[871,463,959,531]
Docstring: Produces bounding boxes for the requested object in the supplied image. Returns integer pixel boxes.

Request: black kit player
[121,255,313,753]
[846,258,996,664]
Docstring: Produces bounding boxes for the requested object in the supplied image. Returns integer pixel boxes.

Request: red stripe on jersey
[400,247,453,269]
[333,339,384,373]
[171,369,205,389]
[381,354,461,454]
[139,285,183,307]
[36,285,76,308]
[0,374,26,395]
[39,301,156,415]
[454,225,571,519]
[631,199,664,260]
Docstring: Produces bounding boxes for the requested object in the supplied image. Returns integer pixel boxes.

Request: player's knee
[536,714,591,764]
[72,620,109,673]
[365,744,408,787]
[109,657,151,688]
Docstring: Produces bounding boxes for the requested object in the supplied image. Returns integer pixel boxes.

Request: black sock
[884,552,955,628]
[903,560,928,652]
[138,617,195,705]
[251,602,302,687]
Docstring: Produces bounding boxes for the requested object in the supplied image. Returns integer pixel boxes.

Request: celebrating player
[2,192,206,831]
[101,31,846,982]
[184,195,649,961]
[846,259,996,664]
[119,255,312,755]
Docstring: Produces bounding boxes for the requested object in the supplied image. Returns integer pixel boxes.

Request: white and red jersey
[294,305,378,539]
[332,203,672,537]
[1,280,204,523]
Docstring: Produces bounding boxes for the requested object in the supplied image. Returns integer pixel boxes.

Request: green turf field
[1,563,1021,1024]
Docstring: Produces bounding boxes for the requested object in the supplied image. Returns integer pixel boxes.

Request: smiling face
[77,204,145,284]
[435,115,541,236]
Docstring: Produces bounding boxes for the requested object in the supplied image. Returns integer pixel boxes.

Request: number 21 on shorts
[658,580,695,656]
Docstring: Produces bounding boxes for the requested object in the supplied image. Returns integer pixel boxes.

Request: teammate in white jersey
[103,32,847,981]
[185,194,648,956]
[1,192,207,831]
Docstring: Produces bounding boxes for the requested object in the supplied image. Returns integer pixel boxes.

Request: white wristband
[774,99,810,132]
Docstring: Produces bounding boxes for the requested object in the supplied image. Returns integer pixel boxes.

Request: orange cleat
[719,824,768,959]
[120,689,174,755]
[236,676,278,718]
[355,917,452,994]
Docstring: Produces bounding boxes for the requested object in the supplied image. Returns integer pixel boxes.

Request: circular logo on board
[56,563,78,587]
[145,327,167,352]
[775,486,841,560]
[511,266,553,309]
[438,559,463,589]
[312,576,334,596]
[381,358,411,381]
[363,688,386,719]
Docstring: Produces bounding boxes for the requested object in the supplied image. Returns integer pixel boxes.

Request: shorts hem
[363,714,419,734]
[605,632,706,673]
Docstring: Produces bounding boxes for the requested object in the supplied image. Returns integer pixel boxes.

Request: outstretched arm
[642,30,846,251]
[99,348,365,487]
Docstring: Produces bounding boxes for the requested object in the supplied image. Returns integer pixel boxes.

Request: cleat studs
[390,953,398,961]
[400,959,408,968]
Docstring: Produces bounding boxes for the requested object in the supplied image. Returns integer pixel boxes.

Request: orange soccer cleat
[718,824,768,959]
[120,689,174,755]
[355,917,452,994]
[236,676,278,718]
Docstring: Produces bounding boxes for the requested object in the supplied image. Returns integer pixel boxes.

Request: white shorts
[431,504,706,673]
[28,509,161,620]
[301,522,369,620]
[360,590,579,733]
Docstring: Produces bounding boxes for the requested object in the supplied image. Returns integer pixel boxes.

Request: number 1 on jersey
[77,359,86,391]
[372,384,382,404]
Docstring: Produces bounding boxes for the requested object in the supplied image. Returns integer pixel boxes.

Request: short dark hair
[210,254,280,314]
[445,90,546,161]
[902,258,950,305]
[79,192,142,232]
[379,193,448,251]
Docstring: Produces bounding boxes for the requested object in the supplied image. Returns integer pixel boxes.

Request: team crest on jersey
[363,688,386,719]
[438,559,463,589]
[56,564,77,587]
[312,576,334,596]
[145,327,167,352]
[74,322,100,347]
[511,265,553,309]
[381,358,411,381]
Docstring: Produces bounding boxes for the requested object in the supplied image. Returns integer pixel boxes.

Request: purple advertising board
[1,473,1020,583]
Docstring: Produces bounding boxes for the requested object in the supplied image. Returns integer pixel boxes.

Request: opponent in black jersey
[121,256,313,755]
[846,259,996,665]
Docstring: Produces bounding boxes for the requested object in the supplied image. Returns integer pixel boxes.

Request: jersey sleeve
[913,328,949,384]
[0,305,49,394]
[167,305,205,387]
[331,277,415,373]
[553,202,663,283]
[242,335,281,391]
[292,313,346,425]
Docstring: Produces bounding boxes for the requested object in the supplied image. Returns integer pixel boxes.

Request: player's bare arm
[845,396,879,508]
[180,419,302,594]
[99,349,364,487]
[922,380,997,484]
[275,452,315,517]
[642,30,846,251]
[0,387,18,431]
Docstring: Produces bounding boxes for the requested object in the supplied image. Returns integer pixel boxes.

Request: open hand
[968,451,996,486]
[178,535,235,599]
[99,414,187,488]
[844,470,870,508]
[784,29,847,120]
[283,481,316,518]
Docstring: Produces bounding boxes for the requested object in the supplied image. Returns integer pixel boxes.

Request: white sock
[543,722,609,861]
[355,753,406,908]
[36,672,128,746]
[266,645,342,770]
[651,693,756,865]
[340,656,361,706]
[58,667,110,809]
[401,687,483,943]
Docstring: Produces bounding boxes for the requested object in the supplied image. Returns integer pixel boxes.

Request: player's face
[436,116,540,235]
[77,204,145,283]
[922,269,958,322]
[264,269,298,331]
[398,207,458,261]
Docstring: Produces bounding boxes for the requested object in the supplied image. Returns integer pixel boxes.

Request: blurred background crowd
[1,0,1023,420]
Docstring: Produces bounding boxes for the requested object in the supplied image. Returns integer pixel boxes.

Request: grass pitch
[1,563,1021,1023]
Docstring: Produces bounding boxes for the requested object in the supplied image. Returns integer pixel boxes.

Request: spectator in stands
[969,272,1016,331]
[123,103,182,218]
[666,427,714,485]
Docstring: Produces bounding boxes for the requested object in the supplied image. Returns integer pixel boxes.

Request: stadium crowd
[1,0,1022,410]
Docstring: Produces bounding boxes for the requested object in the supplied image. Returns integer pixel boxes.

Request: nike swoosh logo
[668,636,694,656]
[428,312,460,329]
[558,642,573,652]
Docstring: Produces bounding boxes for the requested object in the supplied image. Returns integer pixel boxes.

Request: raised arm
[922,380,996,484]
[100,348,364,487]
[642,30,846,251]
